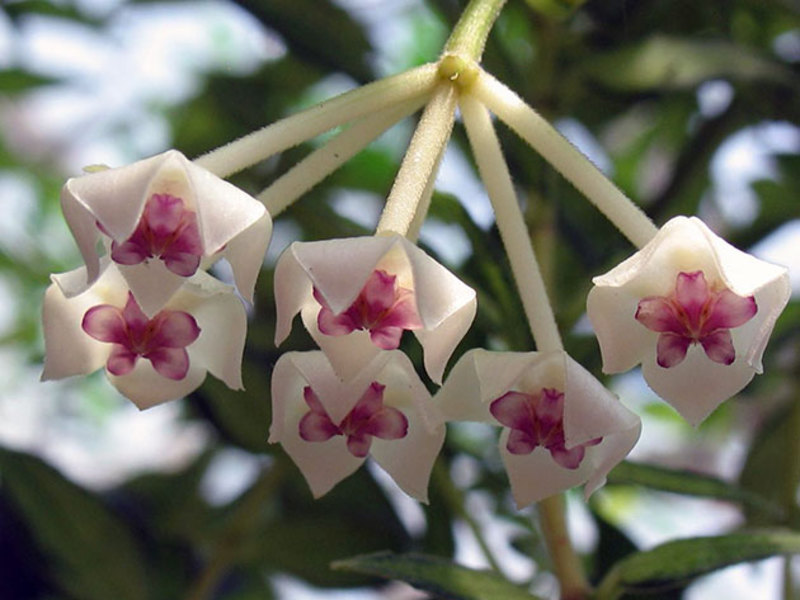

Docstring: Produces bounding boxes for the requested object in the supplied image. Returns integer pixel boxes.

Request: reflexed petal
[674,271,708,326]
[635,296,683,334]
[106,345,138,376]
[700,329,735,365]
[490,391,535,431]
[506,429,536,455]
[368,326,404,350]
[705,289,757,331]
[110,235,149,265]
[656,333,691,368]
[550,444,585,470]
[162,252,202,277]
[299,412,340,442]
[346,435,372,458]
[317,304,359,336]
[364,406,408,440]
[81,304,127,344]
[150,310,201,348]
[145,347,190,380]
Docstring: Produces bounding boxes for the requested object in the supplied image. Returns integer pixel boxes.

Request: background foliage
[1,0,799,598]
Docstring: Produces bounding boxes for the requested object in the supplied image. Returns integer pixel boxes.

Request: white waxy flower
[435,349,640,507]
[587,216,791,425]
[42,260,247,409]
[273,234,476,383]
[269,350,445,501]
[61,149,271,315]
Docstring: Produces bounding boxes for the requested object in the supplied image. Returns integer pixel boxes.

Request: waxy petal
[60,150,271,314]
[270,351,444,501]
[588,216,791,425]
[42,261,247,409]
[275,235,475,383]
[435,349,640,507]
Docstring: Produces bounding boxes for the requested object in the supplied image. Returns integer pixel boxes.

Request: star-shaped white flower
[269,350,445,501]
[274,234,476,383]
[435,349,640,507]
[42,260,247,409]
[61,149,271,315]
[587,216,791,425]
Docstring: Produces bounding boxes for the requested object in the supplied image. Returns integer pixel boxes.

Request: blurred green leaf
[334,551,541,600]
[608,460,784,521]
[0,69,58,93]
[596,529,800,599]
[0,447,148,600]
[233,0,373,83]
[582,35,794,92]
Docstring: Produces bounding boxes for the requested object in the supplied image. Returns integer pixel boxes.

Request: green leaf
[596,529,800,599]
[607,460,784,521]
[0,69,58,93]
[582,35,792,91]
[0,447,148,600]
[333,552,541,600]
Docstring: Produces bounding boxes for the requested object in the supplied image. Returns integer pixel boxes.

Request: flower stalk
[444,0,507,62]
[472,69,659,249]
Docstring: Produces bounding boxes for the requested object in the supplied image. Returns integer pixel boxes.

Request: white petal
[109,359,206,410]
[41,269,109,381]
[641,346,757,426]
[222,213,271,303]
[116,261,186,317]
[60,153,167,282]
[500,432,590,507]
[174,271,247,391]
[582,418,641,498]
[368,352,445,502]
[181,155,269,257]
[561,353,640,448]
[269,352,366,497]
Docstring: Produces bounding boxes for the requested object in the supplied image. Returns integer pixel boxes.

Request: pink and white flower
[274,234,476,383]
[61,150,271,315]
[587,216,791,425]
[270,350,445,500]
[435,349,640,507]
[42,260,247,409]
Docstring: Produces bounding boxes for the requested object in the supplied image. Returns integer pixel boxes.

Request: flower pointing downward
[299,382,408,457]
[315,269,423,350]
[587,216,790,425]
[82,292,200,380]
[635,270,757,368]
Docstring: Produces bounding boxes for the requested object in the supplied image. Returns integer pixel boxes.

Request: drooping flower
[42,259,247,409]
[435,349,640,507]
[269,350,445,501]
[587,216,791,425]
[274,234,476,383]
[61,149,271,315]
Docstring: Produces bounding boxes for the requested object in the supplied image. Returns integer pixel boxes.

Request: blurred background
[1,0,799,598]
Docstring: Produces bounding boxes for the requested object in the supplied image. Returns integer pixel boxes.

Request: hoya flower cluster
[43,150,271,408]
[42,37,790,510]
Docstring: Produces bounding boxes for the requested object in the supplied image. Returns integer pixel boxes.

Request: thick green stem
[444,0,507,62]
[194,63,438,178]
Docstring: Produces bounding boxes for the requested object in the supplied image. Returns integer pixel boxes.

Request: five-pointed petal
[42,259,247,409]
[587,216,790,425]
[269,350,445,500]
[61,149,271,315]
[274,234,476,383]
[435,349,640,507]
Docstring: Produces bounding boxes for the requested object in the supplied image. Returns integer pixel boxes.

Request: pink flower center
[298,382,409,458]
[101,193,203,277]
[635,270,757,368]
[82,292,201,380]
[314,269,423,350]
[489,388,601,469]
